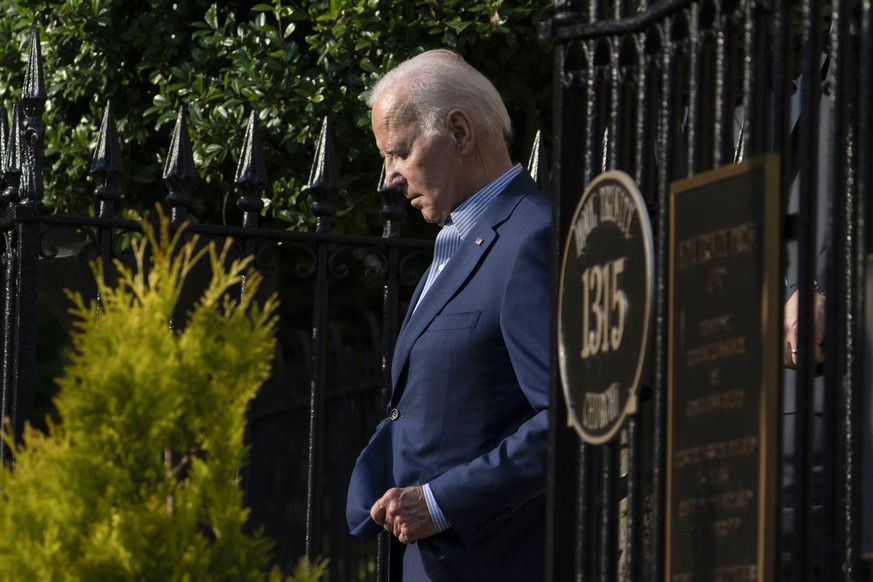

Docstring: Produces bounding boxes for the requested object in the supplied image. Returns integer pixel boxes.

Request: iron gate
[545,0,871,580]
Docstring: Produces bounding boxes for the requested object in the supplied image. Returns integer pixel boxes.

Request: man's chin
[418,208,440,224]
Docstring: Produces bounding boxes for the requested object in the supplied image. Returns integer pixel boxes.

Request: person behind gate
[345,49,551,582]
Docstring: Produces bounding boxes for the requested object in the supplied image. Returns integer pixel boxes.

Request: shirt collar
[449,163,522,241]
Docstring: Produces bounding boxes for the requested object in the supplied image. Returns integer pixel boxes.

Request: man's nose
[382,160,404,189]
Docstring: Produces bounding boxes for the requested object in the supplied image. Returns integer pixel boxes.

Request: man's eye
[382,149,409,161]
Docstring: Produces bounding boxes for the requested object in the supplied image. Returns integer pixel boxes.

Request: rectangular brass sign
[667,155,780,582]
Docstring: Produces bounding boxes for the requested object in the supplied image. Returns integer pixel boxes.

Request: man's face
[371,96,465,226]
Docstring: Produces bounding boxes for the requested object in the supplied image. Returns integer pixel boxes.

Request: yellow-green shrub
[0,215,288,581]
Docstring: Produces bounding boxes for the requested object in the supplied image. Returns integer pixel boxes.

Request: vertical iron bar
[624,417,641,581]
[303,118,338,563]
[822,3,851,578]
[0,103,21,465]
[584,41,597,188]
[0,228,16,465]
[576,442,590,581]
[625,27,649,582]
[607,39,619,171]
[376,171,406,582]
[766,2,796,580]
[634,35,649,189]
[9,27,47,448]
[306,237,328,564]
[795,1,824,579]
[648,20,675,582]
[590,0,601,28]
[0,106,7,193]
[599,443,617,582]
[712,4,727,167]
[851,0,873,577]
[545,39,589,582]
[687,5,701,176]
[233,115,266,540]
[0,208,42,460]
[833,0,864,577]
[612,0,623,21]
[11,208,40,442]
[731,8,744,162]
[749,0,779,157]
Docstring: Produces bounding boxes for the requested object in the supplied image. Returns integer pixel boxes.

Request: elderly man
[346,49,551,581]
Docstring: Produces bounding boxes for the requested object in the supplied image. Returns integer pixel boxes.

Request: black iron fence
[0,27,429,581]
[545,0,871,580]
[0,28,552,581]
[9,3,869,579]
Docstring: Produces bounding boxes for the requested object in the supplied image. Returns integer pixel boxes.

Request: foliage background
[0,0,554,234]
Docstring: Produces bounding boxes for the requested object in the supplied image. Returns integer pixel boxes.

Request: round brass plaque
[557,170,654,444]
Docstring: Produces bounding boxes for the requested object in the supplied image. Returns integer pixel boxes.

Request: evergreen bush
[0,215,323,580]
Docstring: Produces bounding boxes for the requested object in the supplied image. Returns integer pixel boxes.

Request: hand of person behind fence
[783,288,826,368]
[370,485,438,544]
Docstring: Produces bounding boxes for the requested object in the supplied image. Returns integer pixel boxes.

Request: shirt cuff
[422,483,451,532]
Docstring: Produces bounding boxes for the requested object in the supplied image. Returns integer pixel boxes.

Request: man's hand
[784,289,826,368]
[370,485,438,544]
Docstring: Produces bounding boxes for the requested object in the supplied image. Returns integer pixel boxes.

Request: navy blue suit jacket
[348,171,551,581]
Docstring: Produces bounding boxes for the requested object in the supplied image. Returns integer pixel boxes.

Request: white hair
[367,50,513,151]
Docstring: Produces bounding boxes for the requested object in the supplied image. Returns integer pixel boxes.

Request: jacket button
[389,408,400,421]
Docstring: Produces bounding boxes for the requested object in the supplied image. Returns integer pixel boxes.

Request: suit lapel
[391,227,496,378]
[389,172,537,390]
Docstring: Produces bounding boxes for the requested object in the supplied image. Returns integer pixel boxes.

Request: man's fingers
[370,500,386,523]
[783,342,796,368]
[372,485,436,544]
[785,343,826,367]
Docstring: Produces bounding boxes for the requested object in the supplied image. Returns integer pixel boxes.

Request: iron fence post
[304,116,338,563]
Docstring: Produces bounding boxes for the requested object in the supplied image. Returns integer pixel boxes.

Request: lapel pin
[475,238,483,246]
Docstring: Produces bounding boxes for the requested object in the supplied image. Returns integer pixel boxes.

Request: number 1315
[581,258,627,358]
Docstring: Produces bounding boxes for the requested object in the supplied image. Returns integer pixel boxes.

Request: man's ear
[446,109,473,153]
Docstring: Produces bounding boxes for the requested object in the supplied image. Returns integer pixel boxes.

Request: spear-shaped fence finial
[91,101,123,219]
[235,110,268,229]
[527,129,549,196]
[163,107,196,225]
[0,106,8,194]
[378,162,406,238]
[19,28,46,207]
[2,102,22,207]
[305,117,338,233]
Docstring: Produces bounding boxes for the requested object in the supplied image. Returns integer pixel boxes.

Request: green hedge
[0,0,553,233]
